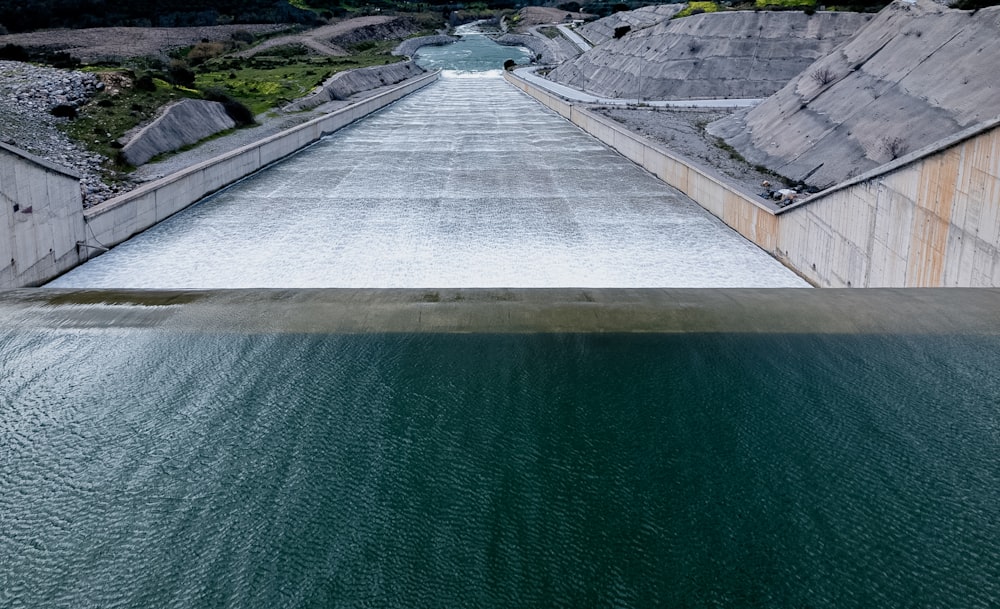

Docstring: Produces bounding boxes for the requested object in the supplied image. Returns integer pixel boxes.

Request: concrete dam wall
[0,142,85,288]
[507,70,1000,287]
[0,72,438,288]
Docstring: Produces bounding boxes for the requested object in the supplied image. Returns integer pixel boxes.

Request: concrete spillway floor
[50,72,807,288]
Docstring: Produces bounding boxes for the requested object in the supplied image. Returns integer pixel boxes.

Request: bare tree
[811,66,837,86]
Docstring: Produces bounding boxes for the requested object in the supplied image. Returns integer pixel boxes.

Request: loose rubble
[0,60,135,208]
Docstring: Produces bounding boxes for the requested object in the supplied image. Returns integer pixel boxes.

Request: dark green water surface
[2,314,999,607]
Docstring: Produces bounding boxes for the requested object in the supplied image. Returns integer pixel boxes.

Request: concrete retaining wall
[779,121,1000,287]
[0,143,85,288]
[506,70,1000,287]
[82,71,439,258]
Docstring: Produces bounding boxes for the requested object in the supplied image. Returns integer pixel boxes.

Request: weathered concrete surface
[0,142,85,288]
[709,0,1000,190]
[496,31,579,65]
[121,99,235,167]
[508,68,1000,287]
[80,71,439,263]
[284,61,425,111]
[549,10,870,100]
[776,118,1000,287]
[575,4,681,47]
[393,35,457,57]
[6,288,1000,334]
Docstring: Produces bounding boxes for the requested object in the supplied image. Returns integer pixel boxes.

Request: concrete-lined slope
[120,99,235,167]
[708,0,1000,189]
[284,61,425,111]
[575,5,682,47]
[548,10,869,100]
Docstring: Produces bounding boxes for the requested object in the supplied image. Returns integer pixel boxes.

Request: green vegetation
[674,2,721,18]
[194,45,403,115]
[58,27,406,172]
[539,26,562,39]
[755,0,817,8]
[60,75,202,167]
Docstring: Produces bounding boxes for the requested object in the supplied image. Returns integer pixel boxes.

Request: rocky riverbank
[0,60,135,207]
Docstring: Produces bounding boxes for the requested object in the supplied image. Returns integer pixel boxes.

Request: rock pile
[0,60,132,207]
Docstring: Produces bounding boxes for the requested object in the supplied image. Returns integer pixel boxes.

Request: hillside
[708,0,1000,189]
[548,9,871,101]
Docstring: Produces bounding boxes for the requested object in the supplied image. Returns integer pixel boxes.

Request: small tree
[168,60,196,88]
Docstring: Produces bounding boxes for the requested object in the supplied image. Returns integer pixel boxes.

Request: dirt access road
[232,16,404,58]
[0,24,287,63]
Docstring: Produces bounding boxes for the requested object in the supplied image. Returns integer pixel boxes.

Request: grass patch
[755,0,817,7]
[195,49,403,115]
[57,25,420,172]
[674,1,721,17]
[59,73,201,170]
[539,26,561,39]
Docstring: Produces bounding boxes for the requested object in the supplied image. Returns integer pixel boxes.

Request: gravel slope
[0,60,134,206]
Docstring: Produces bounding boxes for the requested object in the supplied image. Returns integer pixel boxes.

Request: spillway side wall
[0,143,86,288]
[504,71,783,267]
[80,71,440,261]
[776,122,1000,287]
[506,70,1000,287]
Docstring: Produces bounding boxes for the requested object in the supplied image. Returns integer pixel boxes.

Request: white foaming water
[50,75,807,288]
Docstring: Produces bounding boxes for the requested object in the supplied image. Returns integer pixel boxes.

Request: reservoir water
[7,28,999,609]
[2,289,1000,608]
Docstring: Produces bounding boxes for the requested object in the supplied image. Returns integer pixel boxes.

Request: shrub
[503,59,517,71]
[187,41,227,65]
[880,136,906,160]
[203,88,255,126]
[135,74,157,92]
[168,60,196,88]
[50,104,77,119]
[0,43,29,61]
[811,66,836,85]
[231,30,255,45]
